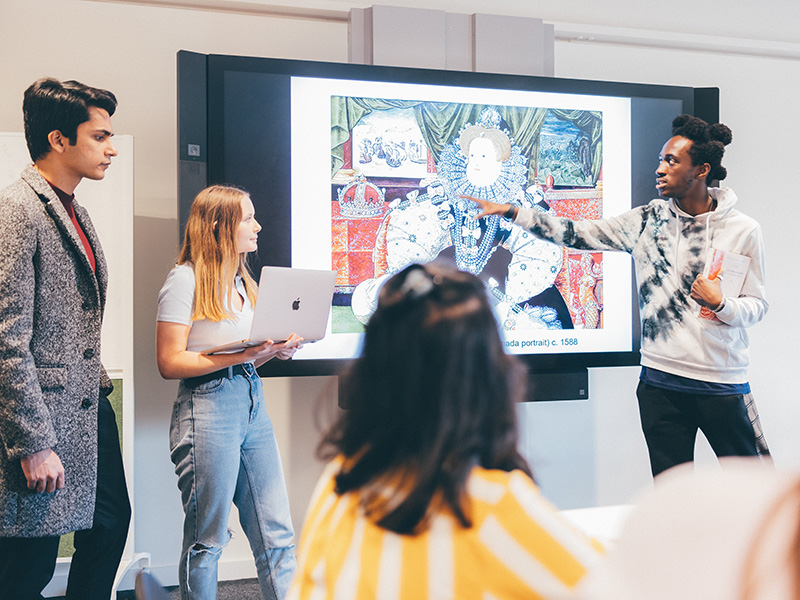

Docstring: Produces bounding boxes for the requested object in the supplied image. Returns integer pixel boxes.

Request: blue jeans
[170,363,296,600]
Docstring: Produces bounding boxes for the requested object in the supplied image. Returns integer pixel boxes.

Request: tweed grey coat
[0,164,113,537]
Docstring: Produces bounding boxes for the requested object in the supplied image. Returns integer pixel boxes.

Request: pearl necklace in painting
[450,198,500,274]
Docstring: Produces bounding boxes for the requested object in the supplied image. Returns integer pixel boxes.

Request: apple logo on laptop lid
[292,297,301,311]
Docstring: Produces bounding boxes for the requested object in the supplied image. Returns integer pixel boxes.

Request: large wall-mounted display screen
[179,52,703,376]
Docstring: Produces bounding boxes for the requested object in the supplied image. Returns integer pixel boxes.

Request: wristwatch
[503,204,519,221]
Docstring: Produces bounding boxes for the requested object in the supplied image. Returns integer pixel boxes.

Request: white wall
[554,40,800,503]
[0,0,348,220]
[1,0,798,589]
[0,0,349,587]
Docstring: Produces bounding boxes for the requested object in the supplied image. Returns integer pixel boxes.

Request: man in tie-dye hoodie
[469,114,769,477]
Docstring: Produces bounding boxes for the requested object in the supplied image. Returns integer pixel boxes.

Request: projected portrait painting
[330,99,604,336]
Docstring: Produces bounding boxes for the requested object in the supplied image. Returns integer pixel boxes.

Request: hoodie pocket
[699,318,746,366]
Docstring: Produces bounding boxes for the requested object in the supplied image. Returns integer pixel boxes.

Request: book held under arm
[698,248,751,321]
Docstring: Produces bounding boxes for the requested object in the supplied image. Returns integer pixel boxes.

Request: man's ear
[697,162,711,180]
[47,130,66,154]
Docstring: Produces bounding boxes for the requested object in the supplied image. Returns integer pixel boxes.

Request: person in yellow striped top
[289,263,602,600]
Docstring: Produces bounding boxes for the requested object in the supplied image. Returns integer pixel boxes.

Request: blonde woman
[156,185,301,600]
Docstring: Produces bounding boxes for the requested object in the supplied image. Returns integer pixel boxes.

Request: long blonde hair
[178,185,258,321]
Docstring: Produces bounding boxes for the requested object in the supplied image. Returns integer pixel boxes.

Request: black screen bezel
[180,51,701,377]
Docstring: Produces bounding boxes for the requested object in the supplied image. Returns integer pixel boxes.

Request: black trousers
[0,394,131,600]
[636,381,760,477]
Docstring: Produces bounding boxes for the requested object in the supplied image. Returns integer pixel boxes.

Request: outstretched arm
[463,194,644,254]
[466,195,518,220]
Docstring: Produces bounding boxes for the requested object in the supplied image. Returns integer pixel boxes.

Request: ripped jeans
[170,363,297,600]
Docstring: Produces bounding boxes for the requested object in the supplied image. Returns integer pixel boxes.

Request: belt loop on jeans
[184,364,236,388]
[183,362,257,388]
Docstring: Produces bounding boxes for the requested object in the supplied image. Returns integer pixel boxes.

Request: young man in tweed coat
[0,78,131,600]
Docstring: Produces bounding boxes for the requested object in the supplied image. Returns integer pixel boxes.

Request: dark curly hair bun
[709,122,733,146]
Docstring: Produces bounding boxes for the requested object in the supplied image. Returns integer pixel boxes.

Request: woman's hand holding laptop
[241,333,304,367]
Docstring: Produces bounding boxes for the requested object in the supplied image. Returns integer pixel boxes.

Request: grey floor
[114,577,262,599]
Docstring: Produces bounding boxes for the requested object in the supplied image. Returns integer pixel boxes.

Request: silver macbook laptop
[203,266,337,355]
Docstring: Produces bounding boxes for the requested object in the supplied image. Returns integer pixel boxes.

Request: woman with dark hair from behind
[288,262,602,600]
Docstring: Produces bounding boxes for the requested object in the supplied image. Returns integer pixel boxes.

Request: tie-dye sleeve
[514,205,647,254]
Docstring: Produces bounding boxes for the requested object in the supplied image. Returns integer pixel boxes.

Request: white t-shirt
[156,263,254,353]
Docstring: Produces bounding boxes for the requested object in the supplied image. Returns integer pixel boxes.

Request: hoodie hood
[667,187,739,269]
[668,187,738,221]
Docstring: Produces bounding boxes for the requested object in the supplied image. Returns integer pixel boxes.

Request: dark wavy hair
[319,263,531,535]
[23,77,118,162]
[671,114,733,183]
